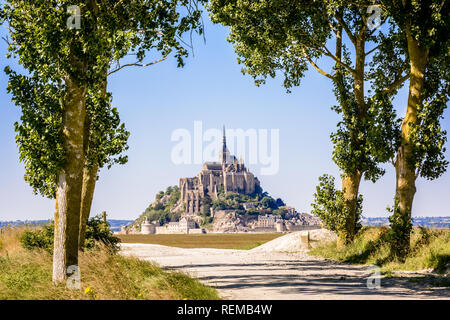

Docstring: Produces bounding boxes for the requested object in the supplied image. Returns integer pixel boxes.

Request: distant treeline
[363,217,450,228]
[0,219,134,232]
[3,217,448,230]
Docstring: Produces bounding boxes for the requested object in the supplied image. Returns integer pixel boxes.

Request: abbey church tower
[219,125,231,165]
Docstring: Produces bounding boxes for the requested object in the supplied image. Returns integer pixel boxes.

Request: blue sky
[0,14,449,221]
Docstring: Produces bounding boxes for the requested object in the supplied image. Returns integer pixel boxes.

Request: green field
[118,233,283,250]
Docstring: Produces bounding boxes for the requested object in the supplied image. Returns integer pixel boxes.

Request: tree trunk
[353,32,366,113]
[336,30,366,246]
[391,25,428,257]
[338,171,362,246]
[78,164,99,249]
[53,75,87,283]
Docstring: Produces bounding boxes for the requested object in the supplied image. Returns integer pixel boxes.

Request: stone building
[153,217,200,234]
[275,220,286,232]
[180,126,260,214]
[243,202,257,210]
[257,214,283,228]
[178,217,197,232]
[284,206,297,218]
[141,217,156,234]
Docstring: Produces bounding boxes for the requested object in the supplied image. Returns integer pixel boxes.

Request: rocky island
[123,128,320,234]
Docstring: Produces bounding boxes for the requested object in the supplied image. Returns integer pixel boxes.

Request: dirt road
[120,243,449,300]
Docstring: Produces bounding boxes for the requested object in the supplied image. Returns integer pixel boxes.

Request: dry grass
[0,226,220,300]
[118,233,283,249]
[0,225,32,255]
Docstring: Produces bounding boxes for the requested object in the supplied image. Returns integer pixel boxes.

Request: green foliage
[165,186,174,195]
[372,1,450,255]
[83,215,121,252]
[156,191,165,201]
[387,201,413,258]
[20,215,120,253]
[201,195,212,216]
[208,0,329,92]
[167,186,181,207]
[332,68,401,183]
[5,71,65,198]
[272,207,288,218]
[202,198,212,211]
[200,216,213,226]
[5,68,130,198]
[1,0,207,83]
[144,209,180,226]
[380,1,449,50]
[209,189,281,215]
[153,202,165,211]
[246,209,261,216]
[84,83,130,171]
[275,198,285,207]
[140,186,182,225]
[20,225,55,254]
[211,198,230,210]
[311,175,362,235]
[253,184,263,196]
[409,94,449,180]
[260,196,276,209]
[372,1,450,181]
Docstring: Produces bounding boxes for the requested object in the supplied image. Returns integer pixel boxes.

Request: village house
[257,214,283,228]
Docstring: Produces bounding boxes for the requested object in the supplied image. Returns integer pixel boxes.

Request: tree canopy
[5,68,130,199]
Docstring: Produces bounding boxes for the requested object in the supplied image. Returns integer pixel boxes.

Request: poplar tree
[209,0,403,244]
[5,70,130,250]
[374,0,449,256]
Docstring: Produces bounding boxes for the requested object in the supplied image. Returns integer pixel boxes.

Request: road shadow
[163,259,450,299]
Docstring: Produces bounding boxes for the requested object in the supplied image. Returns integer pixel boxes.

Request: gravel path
[120,243,449,300]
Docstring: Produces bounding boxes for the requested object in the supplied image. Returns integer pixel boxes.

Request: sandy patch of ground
[251,229,337,252]
[120,231,449,300]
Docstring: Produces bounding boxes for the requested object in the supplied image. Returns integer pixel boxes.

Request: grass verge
[309,226,450,277]
[0,226,220,300]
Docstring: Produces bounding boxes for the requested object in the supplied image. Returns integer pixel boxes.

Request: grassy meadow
[118,233,283,249]
[0,226,220,300]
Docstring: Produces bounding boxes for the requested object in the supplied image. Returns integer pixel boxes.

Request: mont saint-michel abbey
[180,127,260,214]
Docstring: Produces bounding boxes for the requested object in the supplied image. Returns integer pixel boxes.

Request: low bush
[20,224,54,253]
[83,215,120,252]
[20,214,120,253]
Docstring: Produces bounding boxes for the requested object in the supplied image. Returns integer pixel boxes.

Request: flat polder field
[118,233,284,250]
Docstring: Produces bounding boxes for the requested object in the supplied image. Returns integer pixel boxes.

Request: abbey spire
[220,125,230,164]
[222,125,226,149]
